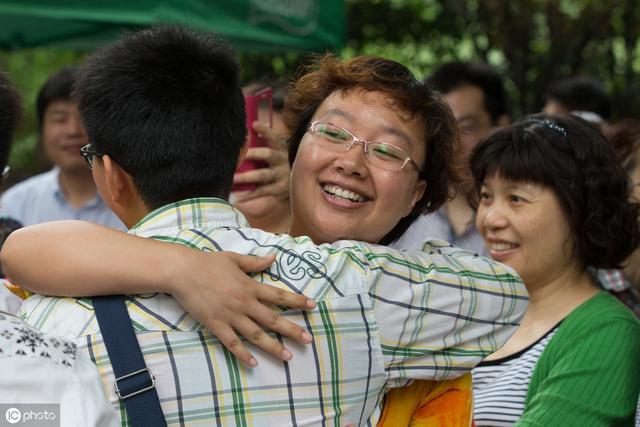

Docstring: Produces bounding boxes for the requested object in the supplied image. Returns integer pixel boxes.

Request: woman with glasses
[3,55,515,425]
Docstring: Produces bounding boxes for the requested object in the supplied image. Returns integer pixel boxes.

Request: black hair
[470,113,639,268]
[75,25,246,209]
[0,72,20,172]
[36,66,78,129]
[545,76,611,120]
[283,54,462,245]
[426,61,510,124]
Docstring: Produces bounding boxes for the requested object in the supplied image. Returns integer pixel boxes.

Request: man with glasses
[392,61,511,254]
[0,67,124,230]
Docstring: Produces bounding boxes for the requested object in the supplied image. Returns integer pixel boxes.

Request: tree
[345,0,640,117]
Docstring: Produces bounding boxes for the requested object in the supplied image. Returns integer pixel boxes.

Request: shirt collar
[129,197,250,238]
[51,167,104,209]
[436,206,477,236]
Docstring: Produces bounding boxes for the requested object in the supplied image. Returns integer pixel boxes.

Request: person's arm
[232,121,290,203]
[516,318,640,426]
[1,220,315,367]
[369,239,529,381]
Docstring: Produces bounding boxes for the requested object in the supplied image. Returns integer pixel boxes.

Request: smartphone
[232,87,273,193]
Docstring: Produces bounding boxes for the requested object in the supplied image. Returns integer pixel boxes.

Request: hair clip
[523,118,568,137]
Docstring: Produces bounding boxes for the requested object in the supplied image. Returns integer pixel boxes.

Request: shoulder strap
[93,295,167,427]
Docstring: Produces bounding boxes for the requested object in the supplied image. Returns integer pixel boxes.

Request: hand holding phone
[232,87,272,193]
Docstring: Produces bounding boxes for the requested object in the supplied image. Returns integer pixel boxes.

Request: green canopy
[0,0,345,52]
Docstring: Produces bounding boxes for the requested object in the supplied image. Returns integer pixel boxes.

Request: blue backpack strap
[93,295,167,427]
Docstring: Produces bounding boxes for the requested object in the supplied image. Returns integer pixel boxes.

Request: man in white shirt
[0,70,117,427]
[0,67,123,230]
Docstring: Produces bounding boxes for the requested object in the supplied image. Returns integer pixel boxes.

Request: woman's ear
[404,179,427,217]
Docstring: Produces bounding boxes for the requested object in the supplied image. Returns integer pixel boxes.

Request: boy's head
[36,67,89,173]
[0,71,20,172]
[75,25,246,226]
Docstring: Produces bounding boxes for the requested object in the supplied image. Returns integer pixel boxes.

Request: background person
[392,61,510,254]
[0,67,124,229]
[470,114,640,426]
[542,75,611,126]
[605,118,640,300]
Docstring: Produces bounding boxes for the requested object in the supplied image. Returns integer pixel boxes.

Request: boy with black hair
[0,71,118,427]
[393,61,510,254]
[0,66,123,229]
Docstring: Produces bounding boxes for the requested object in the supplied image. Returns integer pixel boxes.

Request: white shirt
[0,311,118,427]
[0,168,125,229]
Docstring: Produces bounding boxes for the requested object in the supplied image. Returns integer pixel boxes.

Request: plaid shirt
[20,198,527,426]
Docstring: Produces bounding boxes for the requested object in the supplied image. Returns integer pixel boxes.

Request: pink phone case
[232,87,273,193]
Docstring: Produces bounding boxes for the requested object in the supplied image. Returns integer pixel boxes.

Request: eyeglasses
[307,121,420,172]
[80,143,102,169]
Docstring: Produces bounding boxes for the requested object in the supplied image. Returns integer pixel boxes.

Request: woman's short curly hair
[282,54,462,245]
[470,113,640,269]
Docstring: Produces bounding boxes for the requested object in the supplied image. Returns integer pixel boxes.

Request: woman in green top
[470,114,640,426]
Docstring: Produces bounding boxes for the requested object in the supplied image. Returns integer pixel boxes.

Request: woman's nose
[480,202,509,230]
[335,141,369,177]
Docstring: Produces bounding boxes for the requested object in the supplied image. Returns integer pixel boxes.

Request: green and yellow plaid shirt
[21,198,527,426]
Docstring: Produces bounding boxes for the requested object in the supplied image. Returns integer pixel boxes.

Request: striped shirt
[472,326,559,426]
[20,198,527,426]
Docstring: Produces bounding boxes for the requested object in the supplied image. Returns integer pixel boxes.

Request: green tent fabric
[0,0,345,52]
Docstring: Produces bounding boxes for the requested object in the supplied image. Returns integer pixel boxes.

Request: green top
[518,292,640,426]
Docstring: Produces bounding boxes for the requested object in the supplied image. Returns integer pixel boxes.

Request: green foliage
[3,0,640,174]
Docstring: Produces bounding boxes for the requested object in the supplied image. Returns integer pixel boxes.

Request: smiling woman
[284,55,460,245]
[469,114,640,426]
[288,89,427,244]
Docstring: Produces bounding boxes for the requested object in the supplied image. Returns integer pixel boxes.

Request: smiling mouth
[322,184,369,202]
[489,242,518,251]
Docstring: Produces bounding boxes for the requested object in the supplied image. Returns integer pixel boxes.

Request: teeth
[491,242,517,251]
[322,184,367,202]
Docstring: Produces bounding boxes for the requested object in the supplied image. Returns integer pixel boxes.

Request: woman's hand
[233,121,290,203]
[169,250,315,368]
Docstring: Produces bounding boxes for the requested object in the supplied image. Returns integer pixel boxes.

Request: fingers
[253,121,287,149]
[226,252,276,273]
[249,302,313,346]
[242,146,285,164]
[233,316,294,362]
[210,321,258,368]
[233,167,277,185]
[256,284,315,310]
[234,180,290,203]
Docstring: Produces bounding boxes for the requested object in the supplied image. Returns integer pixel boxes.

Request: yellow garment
[3,279,30,299]
[377,374,473,427]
